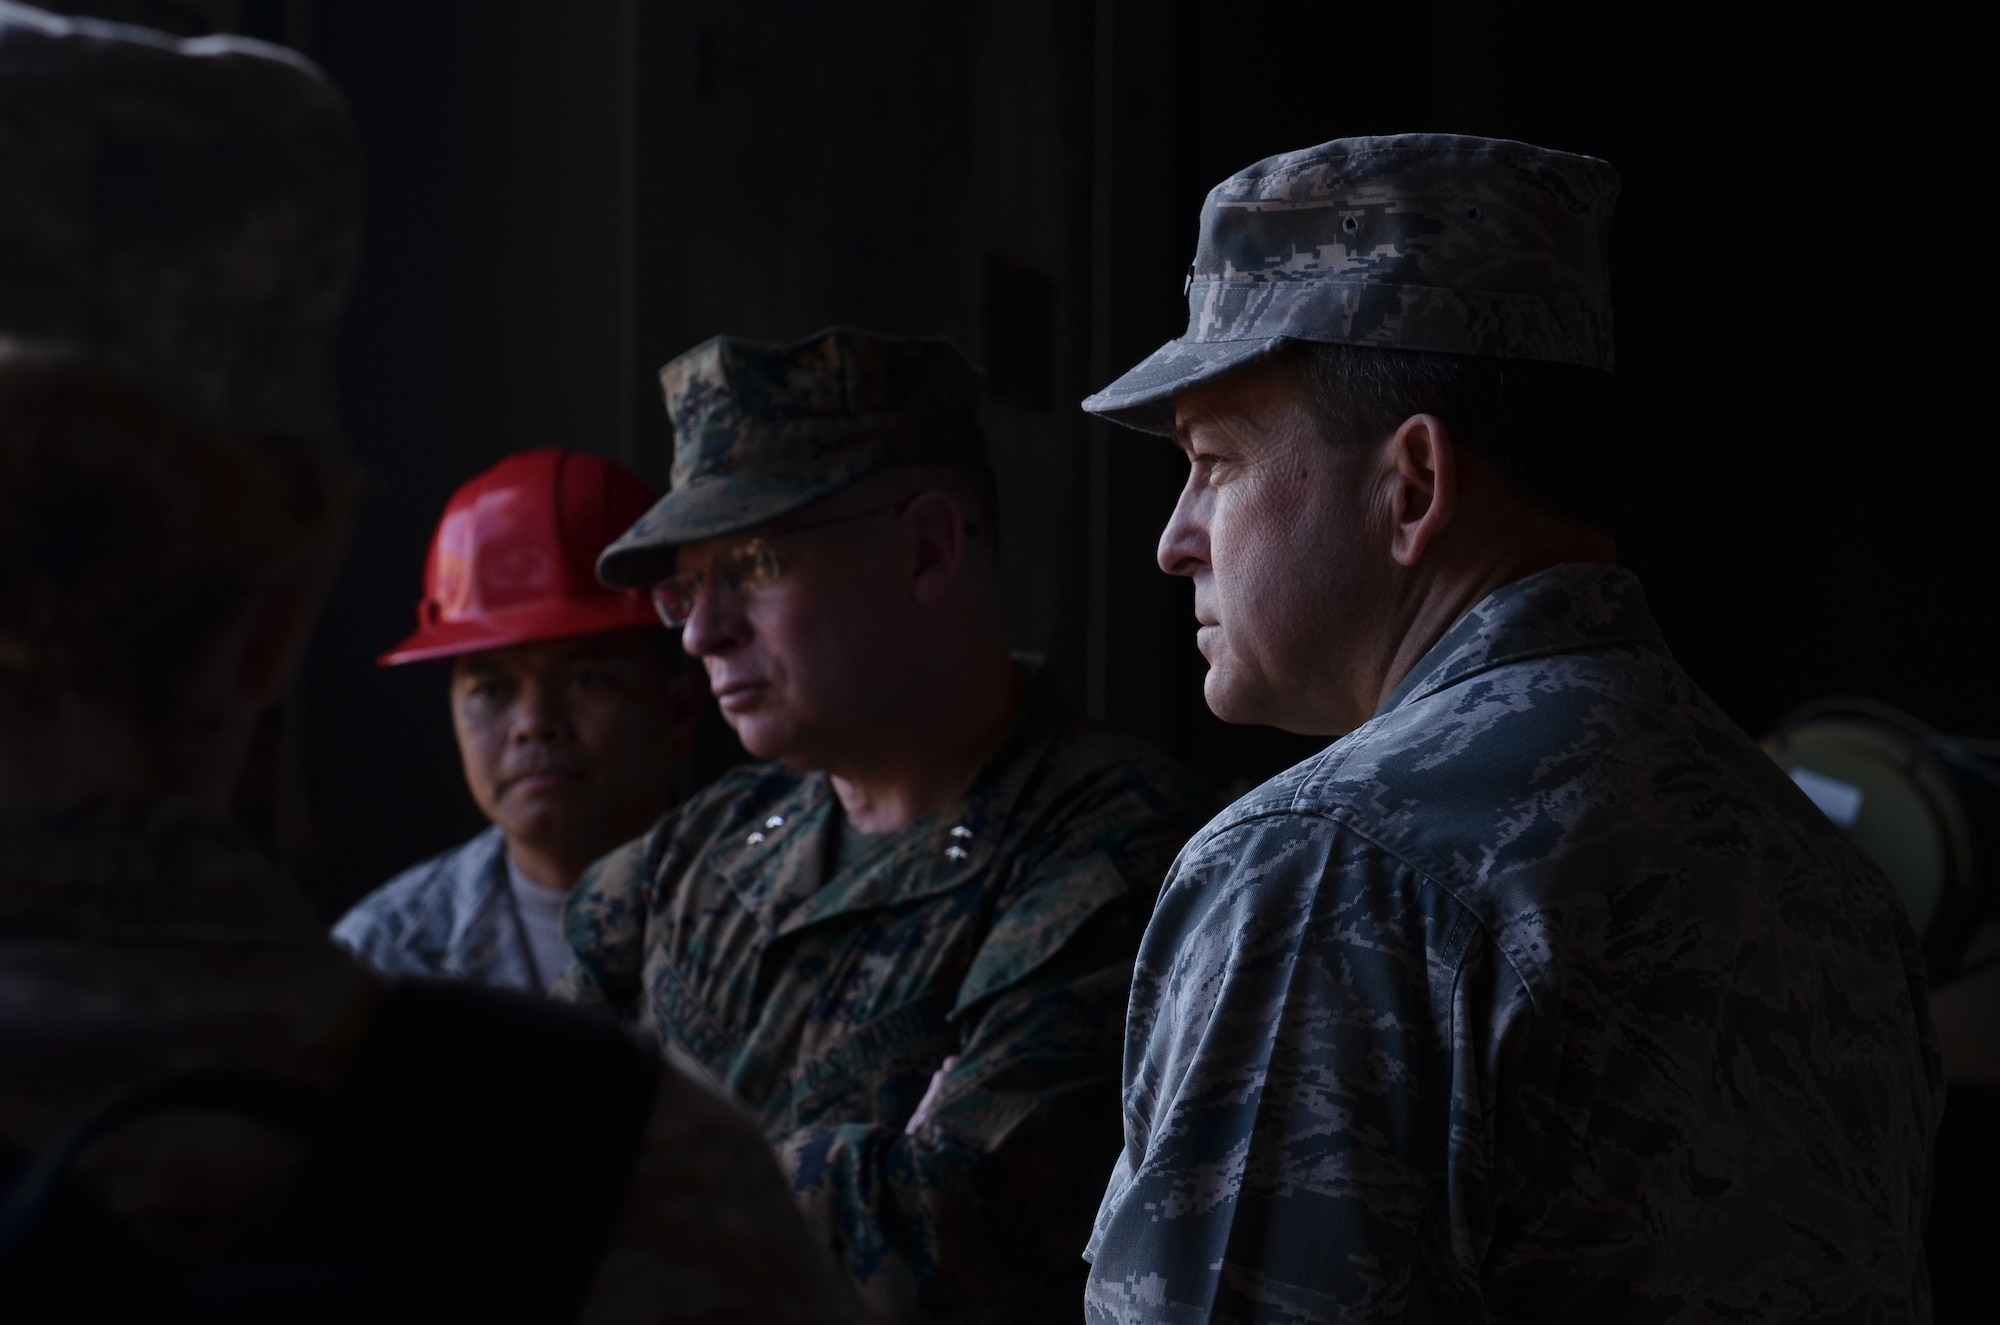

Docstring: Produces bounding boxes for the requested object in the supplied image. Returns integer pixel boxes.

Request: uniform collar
[708,665,1073,937]
[1380,563,1666,716]
[449,825,512,921]
[445,825,537,971]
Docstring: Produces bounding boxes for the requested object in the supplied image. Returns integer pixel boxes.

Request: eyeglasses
[650,502,900,629]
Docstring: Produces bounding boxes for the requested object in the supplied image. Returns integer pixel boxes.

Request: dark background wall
[59,0,1992,912]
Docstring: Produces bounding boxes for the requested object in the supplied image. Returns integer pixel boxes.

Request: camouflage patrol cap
[1084,133,1618,435]
[597,326,985,589]
[0,1,362,442]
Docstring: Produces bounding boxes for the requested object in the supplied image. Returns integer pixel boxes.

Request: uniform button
[765,815,785,828]
[945,845,969,862]
[949,825,973,839]
[747,831,767,846]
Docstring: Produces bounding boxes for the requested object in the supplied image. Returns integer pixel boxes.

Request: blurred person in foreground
[0,5,853,1320]
[1079,133,1940,1323]
[334,448,702,993]
[555,326,1214,1323]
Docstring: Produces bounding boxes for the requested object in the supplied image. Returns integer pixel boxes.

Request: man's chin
[1201,667,1266,727]
[496,808,574,854]
[1203,668,1343,735]
[499,787,577,823]
[728,713,805,764]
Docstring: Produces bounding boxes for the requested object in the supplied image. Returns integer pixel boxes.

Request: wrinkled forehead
[1170,353,1318,452]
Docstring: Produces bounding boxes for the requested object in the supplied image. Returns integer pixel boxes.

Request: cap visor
[1081,336,1290,435]
[596,464,873,589]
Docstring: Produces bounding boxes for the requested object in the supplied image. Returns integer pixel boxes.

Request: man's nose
[678,583,748,660]
[507,677,565,744]
[1157,478,1210,578]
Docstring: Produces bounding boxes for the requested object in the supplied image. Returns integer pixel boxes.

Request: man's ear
[1385,413,1460,568]
[905,490,967,606]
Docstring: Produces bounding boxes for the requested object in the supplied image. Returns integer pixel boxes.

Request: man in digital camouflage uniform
[0,6,853,1319]
[334,447,700,995]
[1079,134,1940,1322]
[556,327,1214,1323]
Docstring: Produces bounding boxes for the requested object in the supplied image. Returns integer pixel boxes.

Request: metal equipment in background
[1763,697,2000,987]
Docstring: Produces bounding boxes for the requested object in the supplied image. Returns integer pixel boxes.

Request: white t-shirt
[505,852,576,993]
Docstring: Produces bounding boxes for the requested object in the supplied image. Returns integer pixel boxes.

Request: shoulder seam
[1192,801,1542,1018]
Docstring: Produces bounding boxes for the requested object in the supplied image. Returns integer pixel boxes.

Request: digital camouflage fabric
[0,1,362,443]
[555,667,1215,1323]
[1084,564,1941,1324]
[0,805,858,1323]
[1082,134,1617,435]
[596,327,986,589]
[334,826,547,994]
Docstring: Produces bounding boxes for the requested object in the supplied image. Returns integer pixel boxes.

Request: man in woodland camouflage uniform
[0,6,852,1319]
[557,326,1213,1323]
[1079,134,1940,1322]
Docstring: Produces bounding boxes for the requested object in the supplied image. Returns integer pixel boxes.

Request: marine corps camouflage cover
[1082,133,1617,435]
[1084,564,1940,1323]
[598,327,986,588]
[556,667,1214,1323]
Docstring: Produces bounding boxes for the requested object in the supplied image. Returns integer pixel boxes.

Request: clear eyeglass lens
[649,539,787,629]
[651,577,698,628]
[730,539,784,592]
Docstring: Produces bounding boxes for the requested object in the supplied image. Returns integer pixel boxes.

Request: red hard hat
[379,448,664,666]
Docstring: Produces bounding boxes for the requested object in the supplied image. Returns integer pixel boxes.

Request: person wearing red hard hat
[333,448,701,993]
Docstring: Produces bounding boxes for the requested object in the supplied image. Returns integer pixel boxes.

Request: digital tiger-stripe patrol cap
[1083,133,1619,435]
